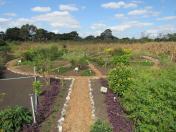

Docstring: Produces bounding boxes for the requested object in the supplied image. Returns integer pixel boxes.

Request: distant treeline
[0,24,176,43]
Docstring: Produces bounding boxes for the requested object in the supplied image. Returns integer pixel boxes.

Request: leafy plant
[111,48,132,66]
[112,54,130,65]
[32,81,42,96]
[0,106,32,132]
[91,120,112,132]
[121,66,176,131]
[108,65,133,96]
[81,69,94,76]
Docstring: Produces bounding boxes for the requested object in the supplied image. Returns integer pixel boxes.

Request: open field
[0,41,176,132]
[10,42,176,56]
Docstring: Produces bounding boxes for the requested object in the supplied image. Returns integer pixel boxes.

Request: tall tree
[6,27,21,41]
[35,28,48,41]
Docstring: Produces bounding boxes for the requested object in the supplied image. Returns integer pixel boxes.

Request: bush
[23,46,64,62]
[0,106,32,132]
[0,40,9,52]
[0,39,7,47]
[33,81,42,96]
[121,66,176,131]
[81,69,93,76]
[112,54,130,65]
[91,120,112,132]
[108,65,133,96]
[111,48,131,66]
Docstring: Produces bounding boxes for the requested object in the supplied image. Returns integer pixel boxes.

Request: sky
[0,0,176,38]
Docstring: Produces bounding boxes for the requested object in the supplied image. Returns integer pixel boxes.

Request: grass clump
[91,120,112,132]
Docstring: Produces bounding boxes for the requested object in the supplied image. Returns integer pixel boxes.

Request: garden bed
[91,79,109,122]
[22,78,72,131]
[91,78,133,132]
[0,70,34,110]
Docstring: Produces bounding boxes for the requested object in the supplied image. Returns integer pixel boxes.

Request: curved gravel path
[6,59,104,132]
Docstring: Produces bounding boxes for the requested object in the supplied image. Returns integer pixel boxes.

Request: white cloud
[143,25,176,38]
[0,17,35,31]
[91,23,107,30]
[90,21,152,36]
[32,6,51,12]
[128,7,159,17]
[101,1,138,9]
[59,4,79,12]
[157,16,176,21]
[0,18,10,23]
[33,11,80,29]
[111,21,153,32]
[115,13,126,18]
[3,13,16,17]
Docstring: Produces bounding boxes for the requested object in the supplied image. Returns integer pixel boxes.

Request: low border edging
[57,78,75,132]
[88,79,96,121]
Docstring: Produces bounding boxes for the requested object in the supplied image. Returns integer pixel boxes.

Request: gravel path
[62,77,93,132]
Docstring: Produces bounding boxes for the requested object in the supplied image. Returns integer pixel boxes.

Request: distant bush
[0,39,6,47]
[0,106,32,132]
[91,120,112,132]
[23,46,64,62]
[108,65,133,96]
[0,40,9,52]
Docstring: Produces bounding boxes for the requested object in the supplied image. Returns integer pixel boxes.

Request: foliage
[57,66,70,74]
[90,120,112,132]
[23,46,64,62]
[108,65,133,96]
[81,69,94,76]
[22,46,64,73]
[0,40,9,52]
[36,79,60,123]
[0,106,32,132]
[121,66,176,131]
[89,56,105,66]
[32,81,42,96]
[111,48,131,65]
[112,54,130,65]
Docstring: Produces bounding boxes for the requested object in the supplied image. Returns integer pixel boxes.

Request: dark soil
[91,79,109,123]
[0,70,52,110]
[41,79,71,132]
[0,70,34,110]
[100,79,134,132]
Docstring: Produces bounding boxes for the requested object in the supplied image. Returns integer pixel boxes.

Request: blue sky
[0,0,176,38]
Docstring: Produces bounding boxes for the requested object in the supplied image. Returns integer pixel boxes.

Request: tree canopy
[1,24,176,42]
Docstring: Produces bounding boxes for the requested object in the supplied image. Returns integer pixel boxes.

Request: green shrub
[91,120,112,132]
[111,48,131,66]
[32,81,42,96]
[112,54,130,65]
[23,47,64,62]
[121,66,176,131]
[0,39,7,47]
[57,66,70,74]
[108,65,133,96]
[81,69,94,76]
[0,106,32,132]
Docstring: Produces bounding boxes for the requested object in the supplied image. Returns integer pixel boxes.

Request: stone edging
[57,78,75,132]
[88,79,96,121]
